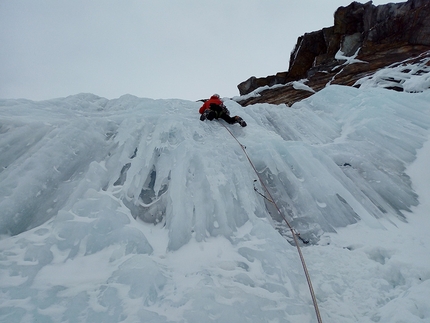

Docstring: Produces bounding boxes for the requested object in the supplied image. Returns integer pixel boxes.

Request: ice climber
[199,94,247,127]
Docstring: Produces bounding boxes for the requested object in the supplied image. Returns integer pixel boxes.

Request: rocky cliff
[236,0,430,106]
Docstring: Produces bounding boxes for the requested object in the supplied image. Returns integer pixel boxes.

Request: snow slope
[0,67,429,322]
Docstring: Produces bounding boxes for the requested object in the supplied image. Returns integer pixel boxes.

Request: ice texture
[0,79,430,322]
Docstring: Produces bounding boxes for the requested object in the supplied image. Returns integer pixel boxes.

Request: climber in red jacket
[199,94,247,127]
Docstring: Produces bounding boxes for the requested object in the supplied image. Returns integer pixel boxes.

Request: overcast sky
[1,0,390,101]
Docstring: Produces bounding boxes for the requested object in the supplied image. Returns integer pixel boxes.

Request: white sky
[0,0,390,101]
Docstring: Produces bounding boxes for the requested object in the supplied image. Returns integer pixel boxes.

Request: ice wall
[237,85,430,241]
[1,87,430,245]
[0,84,429,322]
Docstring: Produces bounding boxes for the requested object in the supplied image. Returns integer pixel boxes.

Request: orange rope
[221,122,323,323]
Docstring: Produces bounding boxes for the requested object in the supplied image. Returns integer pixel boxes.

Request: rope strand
[221,122,323,323]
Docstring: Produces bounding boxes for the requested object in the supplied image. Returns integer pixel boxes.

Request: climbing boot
[235,116,247,127]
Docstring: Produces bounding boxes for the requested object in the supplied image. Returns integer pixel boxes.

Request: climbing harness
[220,122,323,323]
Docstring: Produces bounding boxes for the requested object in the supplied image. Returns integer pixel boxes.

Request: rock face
[237,0,430,106]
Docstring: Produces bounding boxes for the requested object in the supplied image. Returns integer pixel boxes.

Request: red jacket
[199,95,223,114]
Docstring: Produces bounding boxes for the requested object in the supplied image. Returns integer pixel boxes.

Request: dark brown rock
[236,0,430,106]
[288,29,329,79]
